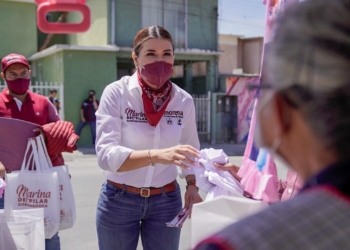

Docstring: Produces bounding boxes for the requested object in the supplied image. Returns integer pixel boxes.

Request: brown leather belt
[107,180,177,197]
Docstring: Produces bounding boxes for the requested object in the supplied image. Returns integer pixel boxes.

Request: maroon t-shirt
[81,98,99,122]
[0,88,60,125]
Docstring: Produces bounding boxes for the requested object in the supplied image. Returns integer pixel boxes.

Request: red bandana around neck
[138,73,173,127]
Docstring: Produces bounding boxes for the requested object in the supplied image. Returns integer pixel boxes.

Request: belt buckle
[140,188,150,197]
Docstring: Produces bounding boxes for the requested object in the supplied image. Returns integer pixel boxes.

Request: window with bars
[141,0,187,49]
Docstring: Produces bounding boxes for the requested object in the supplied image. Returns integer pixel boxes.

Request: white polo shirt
[96,73,200,188]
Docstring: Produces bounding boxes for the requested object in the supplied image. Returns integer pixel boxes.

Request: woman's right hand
[152,145,200,169]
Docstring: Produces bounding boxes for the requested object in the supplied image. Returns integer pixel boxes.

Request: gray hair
[267,0,350,158]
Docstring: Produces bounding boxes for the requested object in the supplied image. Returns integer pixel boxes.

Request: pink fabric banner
[237,0,301,203]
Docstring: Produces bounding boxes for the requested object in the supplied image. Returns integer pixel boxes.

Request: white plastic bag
[0,208,45,250]
[0,220,17,250]
[36,135,76,230]
[5,137,61,239]
[191,195,268,248]
[54,165,76,230]
[1,173,45,250]
[0,218,36,250]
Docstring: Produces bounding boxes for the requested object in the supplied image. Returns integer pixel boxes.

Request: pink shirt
[278,170,304,201]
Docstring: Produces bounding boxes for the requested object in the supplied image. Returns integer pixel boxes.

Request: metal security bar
[0,81,64,119]
[193,91,211,142]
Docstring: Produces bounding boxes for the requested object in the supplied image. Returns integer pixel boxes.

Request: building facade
[216,35,263,143]
[0,0,220,146]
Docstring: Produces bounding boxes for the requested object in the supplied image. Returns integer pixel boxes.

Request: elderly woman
[195,0,350,249]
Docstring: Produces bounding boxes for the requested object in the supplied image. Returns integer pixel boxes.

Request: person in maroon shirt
[76,89,99,145]
[0,53,62,250]
[0,54,59,124]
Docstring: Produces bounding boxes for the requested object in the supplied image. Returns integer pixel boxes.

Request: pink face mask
[139,61,173,88]
[6,78,30,95]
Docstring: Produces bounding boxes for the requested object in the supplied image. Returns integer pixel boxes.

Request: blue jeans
[96,181,183,250]
[0,194,4,210]
[76,121,96,144]
[0,192,61,250]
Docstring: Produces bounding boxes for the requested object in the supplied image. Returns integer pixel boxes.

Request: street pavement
[59,144,288,250]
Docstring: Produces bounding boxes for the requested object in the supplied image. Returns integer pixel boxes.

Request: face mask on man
[254,92,291,170]
[139,61,173,88]
[5,78,30,95]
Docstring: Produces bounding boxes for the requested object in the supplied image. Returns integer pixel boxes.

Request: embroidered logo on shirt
[167,118,173,125]
[163,111,184,118]
[124,108,185,124]
[125,108,147,123]
[163,111,184,126]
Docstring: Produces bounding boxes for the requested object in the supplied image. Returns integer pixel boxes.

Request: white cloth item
[95,72,200,188]
[192,163,215,193]
[205,171,244,200]
[194,148,244,201]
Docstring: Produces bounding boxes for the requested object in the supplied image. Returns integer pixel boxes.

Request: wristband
[186,179,196,185]
[186,179,198,191]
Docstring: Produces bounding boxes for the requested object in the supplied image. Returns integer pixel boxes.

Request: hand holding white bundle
[192,148,244,201]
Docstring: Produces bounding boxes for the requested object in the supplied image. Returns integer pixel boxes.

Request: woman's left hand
[184,185,202,217]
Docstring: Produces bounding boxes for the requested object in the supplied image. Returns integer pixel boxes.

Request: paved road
[60,147,287,250]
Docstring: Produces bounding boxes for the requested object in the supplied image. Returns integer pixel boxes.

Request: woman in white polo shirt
[95,26,203,250]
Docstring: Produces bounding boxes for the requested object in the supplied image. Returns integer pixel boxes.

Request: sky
[218,0,267,38]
